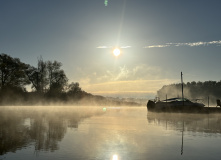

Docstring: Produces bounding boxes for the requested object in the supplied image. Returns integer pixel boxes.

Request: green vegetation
[0,53,140,106]
[157,81,221,105]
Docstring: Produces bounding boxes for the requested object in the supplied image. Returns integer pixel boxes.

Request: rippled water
[0,106,221,160]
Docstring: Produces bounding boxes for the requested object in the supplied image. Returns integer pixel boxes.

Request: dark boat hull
[147,100,221,113]
[148,106,221,113]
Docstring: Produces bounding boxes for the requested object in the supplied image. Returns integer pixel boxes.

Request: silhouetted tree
[37,57,48,93]
[68,82,81,94]
[66,82,83,101]
[26,65,39,91]
[25,57,48,93]
[0,53,29,90]
[46,60,68,93]
[0,53,141,106]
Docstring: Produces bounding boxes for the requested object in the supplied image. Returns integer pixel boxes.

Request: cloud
[96,45,131,49]
[144,45,170,48]
[114,66,129,80]
[172,41,207,47]
[82,79,178,97]
[93,64,163,82]
[76,64,178,97]
[94,66,130,82]
[208,40,221,45]
[144,40,221,48]
[98,40,221,49]
[120,46,131,48]
[96,46,112,48]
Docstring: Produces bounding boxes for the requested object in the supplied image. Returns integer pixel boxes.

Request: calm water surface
[0,106,221,160]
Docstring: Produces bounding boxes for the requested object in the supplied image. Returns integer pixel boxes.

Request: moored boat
[147,72,221,113]
[147,98,221,113]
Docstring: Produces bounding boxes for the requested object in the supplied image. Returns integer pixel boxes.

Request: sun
[113,48,121,56]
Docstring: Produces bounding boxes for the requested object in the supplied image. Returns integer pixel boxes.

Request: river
[0,106,221,160]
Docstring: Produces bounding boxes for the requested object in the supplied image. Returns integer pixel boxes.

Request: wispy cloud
[96,46,112,48]
[144,40,221,48]
[76,64,179,97]
[82,79,178,96]
[120,46,131,48]
[144,45,170,48]
[94,64,163,82]
[97,45,131,49]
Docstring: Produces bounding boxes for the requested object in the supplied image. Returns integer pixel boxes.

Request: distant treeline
[157,81,221,105]
[0,53,140,106]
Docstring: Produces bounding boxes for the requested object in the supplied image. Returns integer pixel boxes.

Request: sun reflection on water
[112,154,118,160]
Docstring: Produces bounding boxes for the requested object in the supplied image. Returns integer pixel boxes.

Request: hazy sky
[1,0,221,98]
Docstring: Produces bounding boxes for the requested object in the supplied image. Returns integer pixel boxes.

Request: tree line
[0,53,84,104]
[157,81,221,105]
[0,53,140,106]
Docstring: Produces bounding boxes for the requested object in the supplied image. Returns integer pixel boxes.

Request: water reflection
[1,107,221,159]
[181,120,184,155]
[147,112,221,156]
[147,112,221,134]
[0,108,30,155]
[0,106,104,155]
[112,154,118,160]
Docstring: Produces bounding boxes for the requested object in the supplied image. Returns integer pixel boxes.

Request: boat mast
[181,72,184,106]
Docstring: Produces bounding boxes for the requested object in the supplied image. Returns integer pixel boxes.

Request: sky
[1,0,221,99]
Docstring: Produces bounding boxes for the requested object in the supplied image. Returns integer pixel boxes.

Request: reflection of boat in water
[146,112,221,155]
[147,112,221,134]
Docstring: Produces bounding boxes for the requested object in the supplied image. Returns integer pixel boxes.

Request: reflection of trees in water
[28,111,68,152]
[0,107,103,155]
[0,109,30,155]
[147,112,221,134]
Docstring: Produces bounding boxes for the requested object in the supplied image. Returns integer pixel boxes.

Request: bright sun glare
[113,48,121,56]
[112,154,118,160]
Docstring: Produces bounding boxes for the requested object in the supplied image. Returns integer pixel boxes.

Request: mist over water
[1,106,221,160]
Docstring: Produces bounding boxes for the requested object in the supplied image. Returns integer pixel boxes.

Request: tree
[46,60,68,94]
[67,82,84,101]
[26,57,48,93]
[37,57,48,93]
[68,82,81,94]
[25,65,39,92]
[0,53,29,90]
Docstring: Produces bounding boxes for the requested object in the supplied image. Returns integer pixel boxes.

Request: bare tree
[37,57,48,93]
[26,56,48,93]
